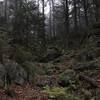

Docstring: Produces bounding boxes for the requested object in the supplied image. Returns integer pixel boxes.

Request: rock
[0,60,29,86]
[14,67,27,85]
[46,47,61,60]
[4,60,27,85]
[0,64,5,87]
[39,47,61,62]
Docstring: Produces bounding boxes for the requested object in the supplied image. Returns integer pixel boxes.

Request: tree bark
[64,0,69,48]
[49,0,52,38]
[83,0,89,26]
[41,0,46,53]
[94,0,100,21]
[52,0,56,38]
[4,0,8,22]
[73,0,78,32]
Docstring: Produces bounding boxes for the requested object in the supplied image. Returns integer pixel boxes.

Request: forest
[0,0,100,99]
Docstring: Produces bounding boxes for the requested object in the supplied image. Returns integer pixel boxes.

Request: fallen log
[79,74,100,88]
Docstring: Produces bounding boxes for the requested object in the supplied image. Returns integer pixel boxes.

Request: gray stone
[0,64,5,87]
[14,66,27,85]
[4,60,27,85]
[39,47,61,62]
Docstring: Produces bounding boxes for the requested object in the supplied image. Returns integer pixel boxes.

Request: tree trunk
[49,0,52,38]
[52,0,56,38]
[4,0,8,22]
[41,0,46,53]
[83,0,89,26]
[73,0,78,32]
[65,0,69,48]
[94,0,100,21]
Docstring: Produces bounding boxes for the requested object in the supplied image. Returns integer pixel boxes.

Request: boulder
[14,66,27,85]
[0,60,28,86]
[46,47,61,60]
[39,47,61,62]
[4,60,27,85]
[0,64,5,87]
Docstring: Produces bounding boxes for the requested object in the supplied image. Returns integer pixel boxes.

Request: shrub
[22,62,36,82]
[42,86,84,100]
[15,45,33,63]
[43,63,56,75]
[58,70,78,89]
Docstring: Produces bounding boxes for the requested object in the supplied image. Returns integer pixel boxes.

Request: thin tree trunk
[64,0,69,48]
[41,0,46,53]
[52,0,56,38]
[4,0,7,22]
[83,0,89,26]
[49,0,52,38]
[73,0,78,32]
[94,0,100,21]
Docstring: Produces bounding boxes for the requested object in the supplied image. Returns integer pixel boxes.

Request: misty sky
[40,0,60,15]
[0,0,60,15]
[0,0,50,14]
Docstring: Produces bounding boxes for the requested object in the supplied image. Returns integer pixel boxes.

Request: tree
[73,0,78,32]
[65,0,69,48]
[49,0,52,38]
[4,0,8,22]
[83,0,89,26]
[40,0,46,53]
[93,0,100,21]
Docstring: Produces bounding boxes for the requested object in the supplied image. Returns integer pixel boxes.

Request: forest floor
[0,53,74,100]
[0,49,100,100]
